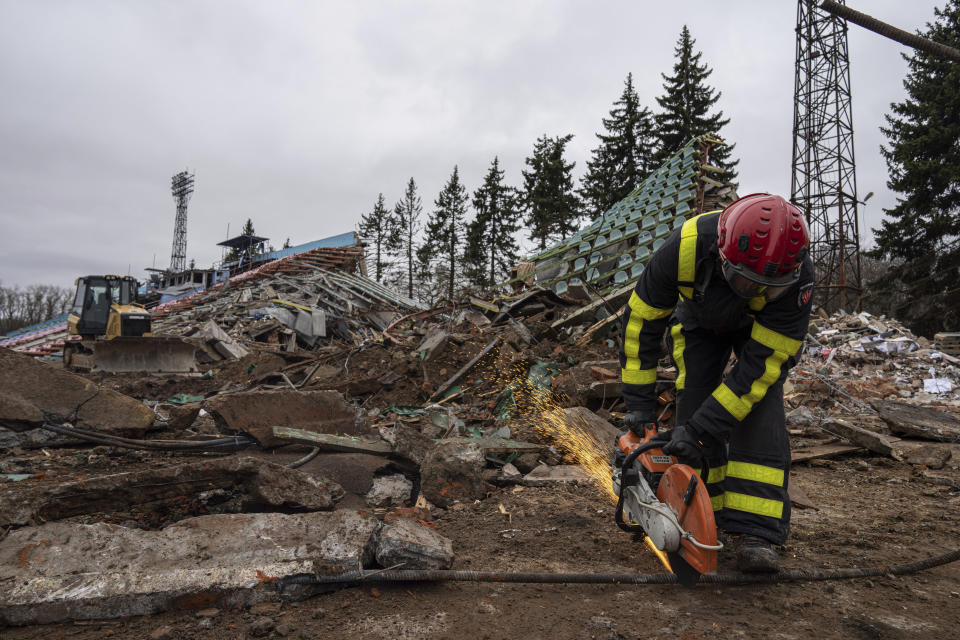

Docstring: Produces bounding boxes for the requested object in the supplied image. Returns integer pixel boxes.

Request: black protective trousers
[666,319,792,545]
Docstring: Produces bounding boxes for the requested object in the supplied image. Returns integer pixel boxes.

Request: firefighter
[619,193,814,573]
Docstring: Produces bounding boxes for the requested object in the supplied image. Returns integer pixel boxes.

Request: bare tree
[0,282,73,334]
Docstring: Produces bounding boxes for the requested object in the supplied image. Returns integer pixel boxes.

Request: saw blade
[667,551,701,588]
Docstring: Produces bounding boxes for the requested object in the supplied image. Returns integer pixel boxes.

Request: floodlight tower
[790,0,862,311]
[169,170,195,273]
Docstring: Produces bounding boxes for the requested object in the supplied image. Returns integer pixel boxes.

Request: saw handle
[614,441,663,533]
[614,439,712,534]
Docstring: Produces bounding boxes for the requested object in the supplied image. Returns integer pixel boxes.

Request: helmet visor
[722,260,799,300]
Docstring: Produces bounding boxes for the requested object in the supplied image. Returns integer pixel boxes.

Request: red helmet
[717,193,809,299]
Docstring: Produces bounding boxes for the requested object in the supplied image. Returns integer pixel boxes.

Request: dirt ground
[2,442,958,640]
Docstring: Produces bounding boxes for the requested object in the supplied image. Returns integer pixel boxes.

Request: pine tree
[393,178,422,299]
[464,157,522,289]
[522,134,581,250]
[241,218,256,236]
[418,166,469,301]
[580,73,658,215]
[654,25,738,182]
[863,0,960,336]
[358,193,399,283]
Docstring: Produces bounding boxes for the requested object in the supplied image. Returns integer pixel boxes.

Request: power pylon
[790,0,862,311]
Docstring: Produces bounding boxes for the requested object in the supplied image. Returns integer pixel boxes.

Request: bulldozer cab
[72,275,138,335]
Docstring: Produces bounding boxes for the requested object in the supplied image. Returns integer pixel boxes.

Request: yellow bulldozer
[63,275,197,373]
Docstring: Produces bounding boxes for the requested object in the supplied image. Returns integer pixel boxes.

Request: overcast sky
[0,1,943,289]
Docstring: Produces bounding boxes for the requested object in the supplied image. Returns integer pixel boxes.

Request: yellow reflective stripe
[623,292,674,378]
[712,383,751,421]
[743,352,787,407]
[693,464,726,484]
[677,216,701,299]
[748,296,767,311]
[627,291,674,319]
[621,367,657,385]
[710,494,724,511]
[710,322,801,422]
[670,323,687,390]
[726,461,784,486]
[723,491,784,519]
[751,322,802,355]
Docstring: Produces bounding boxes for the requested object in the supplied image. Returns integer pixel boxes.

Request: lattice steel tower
[169,170,195,273]
[791,0,862,311]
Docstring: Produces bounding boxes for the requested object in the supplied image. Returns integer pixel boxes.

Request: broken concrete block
[420,441,488,508]
[522,464,591,486]
[415,328,449,363]
[164,403,202,430]
[499,463,523,483]
[365,474,414,508]
[787,406,817,428]
[870,399,960,442]
[512,452,540,474]
[212,339,250,360]
[378,421,435,465]
[205,389,364,447]
[0,456,344,528]
[293,309,326,345]
[375,518,454,570]
[901,443,952,470]
[194,320,250,359]
[0,346,154,436]
[0,510,379,625]
[562,407,620,446]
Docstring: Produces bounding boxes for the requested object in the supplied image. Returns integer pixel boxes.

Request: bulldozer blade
[91,337,199,373]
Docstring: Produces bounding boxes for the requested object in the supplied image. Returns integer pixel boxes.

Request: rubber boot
[736,534,779,573]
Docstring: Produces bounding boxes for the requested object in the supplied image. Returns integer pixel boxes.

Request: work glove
[661,423,717,466]
[623,411,657,438]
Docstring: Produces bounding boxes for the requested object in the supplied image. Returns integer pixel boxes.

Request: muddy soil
[2,447,958,640]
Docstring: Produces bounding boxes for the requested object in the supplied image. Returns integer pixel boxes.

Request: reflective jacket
[619,211,814,442]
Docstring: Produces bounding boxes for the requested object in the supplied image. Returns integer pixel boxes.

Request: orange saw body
[612,425,720,586]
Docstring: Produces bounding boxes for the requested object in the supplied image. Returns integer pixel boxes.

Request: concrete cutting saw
[612,423,722,586]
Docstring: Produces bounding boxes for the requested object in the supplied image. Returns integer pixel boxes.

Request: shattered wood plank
[791,443,863,463]
[818,418,906,459]
[271,427,542,456]
[470,297,499,313]
[428,336,501,402]
[576,309,624,347]
[272,427,393,454]
[550,283,633,330]
[868,399,960,442]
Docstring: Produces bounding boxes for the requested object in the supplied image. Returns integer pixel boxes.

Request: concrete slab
[0,456,344,528]
[0,510,379,626]
[205,389,365,447]
[0,346,154,436]
[375,518,454,570]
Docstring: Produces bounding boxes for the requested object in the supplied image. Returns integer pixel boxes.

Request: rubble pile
[795,309,960,407]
